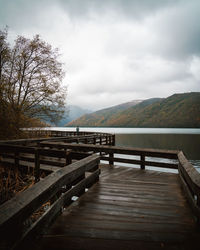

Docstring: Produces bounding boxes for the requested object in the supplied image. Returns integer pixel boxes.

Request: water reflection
[116,134,200,159]
[116,133,200,168]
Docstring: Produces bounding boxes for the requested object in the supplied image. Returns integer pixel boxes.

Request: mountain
[57,105,92,126]
[66,100,143,127]
[67,93,200,128]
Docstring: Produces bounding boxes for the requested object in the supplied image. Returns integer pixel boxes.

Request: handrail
[0,154,100,249]
[0,133,115,146]
[0,144,71,181]
[21,129,114,139]
[39,142,179,170]
[178,151,200,221]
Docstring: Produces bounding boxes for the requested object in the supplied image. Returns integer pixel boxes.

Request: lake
[50,127,200,170]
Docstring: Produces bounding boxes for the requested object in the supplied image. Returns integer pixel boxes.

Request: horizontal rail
[39,142,179,170]
[0,154,100,249]
[39,142,178,158]
[0,133,115,147]
[101,156,178,169]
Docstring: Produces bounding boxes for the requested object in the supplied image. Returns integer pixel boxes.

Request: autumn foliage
[0,28,66,139]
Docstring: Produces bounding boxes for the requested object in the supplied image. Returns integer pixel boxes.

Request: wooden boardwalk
[37,165,200,250]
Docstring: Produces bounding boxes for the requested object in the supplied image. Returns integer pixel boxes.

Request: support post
[141,155,145,170]
[34,149,40,183]
[100,136,102,145]
[112,135,115,146]
[106,136,108,145]
[109,152,114,165]
[66,150,72,165]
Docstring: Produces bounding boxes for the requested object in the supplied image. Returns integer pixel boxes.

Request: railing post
[109,152,114,165]
[66,150,72,165]
[100,136,102,145]
[141,155,145,170]
[34,148,40,183]
[93,137,96,145]
[112,135,115,146]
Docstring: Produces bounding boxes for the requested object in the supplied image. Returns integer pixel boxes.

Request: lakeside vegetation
[0,28,66,140]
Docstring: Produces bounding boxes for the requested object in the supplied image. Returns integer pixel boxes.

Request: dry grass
[0,164,51,225]
[0,165,35,205]
[0,163,56,239]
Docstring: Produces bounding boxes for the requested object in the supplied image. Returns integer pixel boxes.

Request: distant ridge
[67,93,200,128]
[66,100,143,127]
[57,105,92,126]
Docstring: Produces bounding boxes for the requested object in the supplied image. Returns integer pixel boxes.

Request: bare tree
[0,29,66,139]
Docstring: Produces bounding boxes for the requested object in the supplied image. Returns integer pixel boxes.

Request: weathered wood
[39,165,200,250]
[65,150,72,165]
[109,153,114,165]
[1,131,200,250]
[141,154,145,169]
[39,142,178,160]
[178,151,200,222]
[178,151,200,195]
[15,170,101,250]
[71,151,92,160]
[0,132,115,149]
[100,136,102,145]
[38,142,178,171]
[179,173,200,222]
[0,155,100,237]
[112,134,115,146]
[0,144,34,154]
[34,149,40,182]
[0,159,61,174]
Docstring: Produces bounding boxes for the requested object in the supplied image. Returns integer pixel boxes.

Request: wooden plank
[0,144,34,154]
[13,169,100,249]
[0,155,100,235]
[179,173,200,222]
[178,151,200,195]
[38,165,199,250]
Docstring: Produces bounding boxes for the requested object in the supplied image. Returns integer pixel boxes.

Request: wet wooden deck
[37,165,200,250]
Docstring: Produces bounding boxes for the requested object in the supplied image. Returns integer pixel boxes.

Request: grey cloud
[59,0,178,19]
[148,0,200,59]
[0,0,200,110]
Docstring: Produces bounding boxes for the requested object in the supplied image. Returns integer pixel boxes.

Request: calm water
[51,127,200,169]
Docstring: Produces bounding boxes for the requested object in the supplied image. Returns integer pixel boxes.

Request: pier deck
[38,165,199,250]
[1,131,200,249]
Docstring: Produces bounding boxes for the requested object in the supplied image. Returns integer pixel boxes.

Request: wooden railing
[1,133,200,248]
[0,132,115,147]
[178,151,200,222]
[0,154,100,249]
[0,144,73,182]
[37,142,200,221]
[39,142,179,170]
[23,129,114,139]
[23,129,93,137]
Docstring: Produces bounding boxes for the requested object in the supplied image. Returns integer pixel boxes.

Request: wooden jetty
[0,130,200,249]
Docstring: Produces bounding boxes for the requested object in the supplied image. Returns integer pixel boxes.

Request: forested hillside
[67,93,200,128]
[66,100,142,127]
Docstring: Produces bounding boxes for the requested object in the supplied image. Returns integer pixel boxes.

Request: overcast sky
[0,0,200,110]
